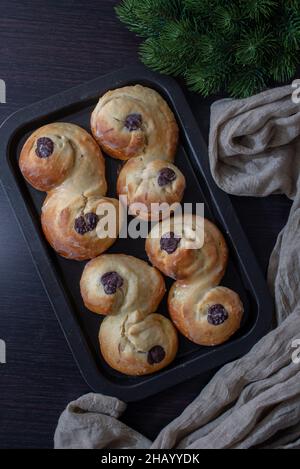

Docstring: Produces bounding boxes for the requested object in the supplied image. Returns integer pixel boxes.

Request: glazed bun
[117,157,185,221]
[146,215,244,346]
[80,254,178,375]
[19,123,121,260]
[91,84,178,161]
[91,85,185,220]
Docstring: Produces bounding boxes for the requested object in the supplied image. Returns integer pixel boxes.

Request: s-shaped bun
[91,85,185,220]
[80,254,178,375]
[19,123,121,260]
[91,84,178,160]
[146,215,244,346]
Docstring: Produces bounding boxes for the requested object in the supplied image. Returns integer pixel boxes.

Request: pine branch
[140,18,199,76]
[116,0,300,98]
[182,0,223,15]
[271,49,297,81]
[241,0,277,19]
[115,0,181,37]
[280,7,300,49]
[186,63,227,96]
[235,25,276,65]
[213,5,240,35]
[228,67,267,98]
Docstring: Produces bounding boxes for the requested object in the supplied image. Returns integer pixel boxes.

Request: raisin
[160,232,181,254]
[207,304,229,325]
[124,113,142,131]
[35,137,54,158]
[101,272,123,295]
[85,212,99,232]
[147,346,166,365]
[74,212,99,235]
[158,167,177,187]
[74,216,87,235]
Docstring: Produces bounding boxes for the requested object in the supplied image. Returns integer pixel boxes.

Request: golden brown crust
[91,85,179,161]
[19,123,120,260]
[91,85,184,222]
[99,310,178,376]
[146,215,228,280]
[41,196,121,261]
[146,215,244,346]
[117,157,186,221]
[169,285,243,346]
[80,254,166,316]
[80,254,178,376]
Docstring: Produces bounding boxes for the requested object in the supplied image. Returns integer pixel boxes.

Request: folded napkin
[55,83,300,449]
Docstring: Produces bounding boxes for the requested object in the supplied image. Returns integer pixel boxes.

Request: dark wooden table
[0,0,292,449]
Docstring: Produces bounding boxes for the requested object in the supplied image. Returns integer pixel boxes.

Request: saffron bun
[146,215,244,346]
[80,254,178,375]
[117,157,185,221]
[90,84,178,161]
[91,85,185,220]
[19,122,120,260]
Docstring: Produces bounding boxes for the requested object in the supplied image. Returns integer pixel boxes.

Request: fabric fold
[55,82,300,449]
[54,393,150,449]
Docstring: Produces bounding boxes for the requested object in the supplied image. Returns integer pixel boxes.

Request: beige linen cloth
[55,84,300,449]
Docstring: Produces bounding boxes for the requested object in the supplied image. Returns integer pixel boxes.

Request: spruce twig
[116,0,300,98]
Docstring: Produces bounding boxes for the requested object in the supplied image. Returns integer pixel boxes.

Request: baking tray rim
[0,66,273,401]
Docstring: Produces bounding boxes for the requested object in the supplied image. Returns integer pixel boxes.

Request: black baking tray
[0,66,273,401]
